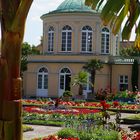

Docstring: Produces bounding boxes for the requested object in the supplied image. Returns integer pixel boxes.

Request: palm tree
[85,0,140,47]
[83,59,103,94]
[0,1,33,139]
[72,71,88,95]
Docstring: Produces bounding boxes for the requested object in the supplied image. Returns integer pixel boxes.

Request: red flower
[100,100,106,106]
[113,101,119,108]
[100,100,110,110]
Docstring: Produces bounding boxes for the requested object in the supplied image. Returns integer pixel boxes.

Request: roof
[41,0,99,18]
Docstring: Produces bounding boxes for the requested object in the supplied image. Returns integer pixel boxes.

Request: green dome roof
[42,0,98,18]
[55,0,96,13]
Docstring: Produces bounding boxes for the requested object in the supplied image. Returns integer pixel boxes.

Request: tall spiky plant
[83,59,103,94]
[72,71,88,95]
[0,1,33,139]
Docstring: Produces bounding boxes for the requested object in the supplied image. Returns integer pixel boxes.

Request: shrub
[57,127,119,140]
[95,88,116,101]
[78,128,119,140]
[63,90,72,97]
[23,125,33,132]
[57,128,78,138]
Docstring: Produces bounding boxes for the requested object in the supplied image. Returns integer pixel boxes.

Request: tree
[120,45,140,56]
[85,0,140,48]
[21,42,32,73]
[131,59,139,92]
[0,1,33,139]
[83,59,103,94]
[72,71,88,95]
[21,42,40,74]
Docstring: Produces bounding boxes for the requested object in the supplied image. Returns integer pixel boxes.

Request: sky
[24,0,64,46]
[0,0,135,46]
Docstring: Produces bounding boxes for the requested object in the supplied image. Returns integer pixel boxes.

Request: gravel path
[23,125,62,140]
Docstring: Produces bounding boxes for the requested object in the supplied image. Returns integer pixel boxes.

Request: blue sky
[24,0,64,46]
[0,0,134,46]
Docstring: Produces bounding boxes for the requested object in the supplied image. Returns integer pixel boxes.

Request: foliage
[74,99,86,103]
[95,87,116,101]
[120,46,140,56]
[23,119,63,126]
[79,127,119,140]
[72,71,88,95]
[83,59,103,94]
[63,90,72,97]
[85,0,140,48]
[32,135,79,140]
[122,114,140,120]
[57,127,119,140]
[131,59,139,92]
[21,42,40,73]
[22,125,33,132]
[57,128,79,139]
[22,112,64,126]
[114,90,138,99]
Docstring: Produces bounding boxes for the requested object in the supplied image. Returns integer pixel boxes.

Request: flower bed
[32,130,140,140]
[121,130,140,140]
[24,106,100,115]
[23,106,101,126]
[22,99,140,140]
[22,99,139,112]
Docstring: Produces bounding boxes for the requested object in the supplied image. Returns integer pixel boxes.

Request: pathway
[23,125,62,140]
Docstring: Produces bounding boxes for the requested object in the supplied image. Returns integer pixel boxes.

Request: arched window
[101,27,110,54]
[37,67,48,90]
[81,26,92,52]
[59,68,71,91]
[61,25,72,52]
[48,26,54,52]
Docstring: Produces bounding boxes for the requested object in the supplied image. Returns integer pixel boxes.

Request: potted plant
[63,90,72,101]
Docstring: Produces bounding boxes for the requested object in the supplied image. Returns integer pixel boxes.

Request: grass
[23,125,33,132]
[123,113,140,120]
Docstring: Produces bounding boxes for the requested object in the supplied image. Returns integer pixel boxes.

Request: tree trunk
[0,1,33,139]
[79,84,83,95]
[0,32,22,140]
[91,70,96,95]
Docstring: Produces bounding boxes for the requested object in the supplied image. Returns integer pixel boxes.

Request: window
[60,68,71,90]
[37,67,48,89]
[101,27,110,54]
[61,25,72,52]
[81,26,92,52]
[83,74,92,91]
[48,26,54,52]
[119,75,128,91]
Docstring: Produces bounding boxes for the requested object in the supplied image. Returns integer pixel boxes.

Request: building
[23,0,140,98]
